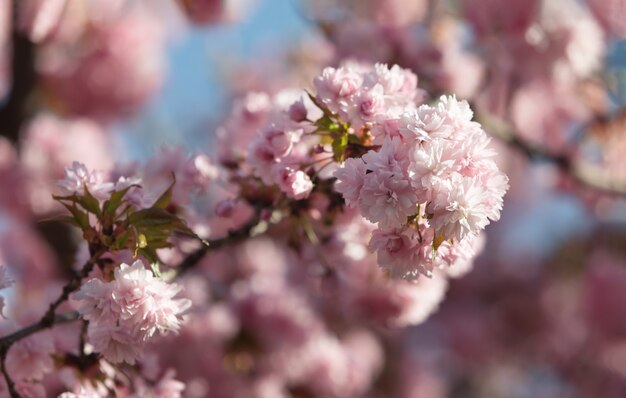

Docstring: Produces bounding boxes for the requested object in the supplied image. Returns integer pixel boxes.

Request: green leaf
[103,185,136,216]
[128,208,195,235]
[137,246,161,264]
[128,207,175,225]
[306,91,334,117]
[319,135,333,145]
[52,193,79,202]
[150,262,162,278]
[332,134,349,162]
[113,228,132,250]
[77,186,101,215]
[60,202,90,230]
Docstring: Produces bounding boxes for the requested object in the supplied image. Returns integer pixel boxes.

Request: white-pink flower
[73,260,191,364]
[276,167,314,200]
[334,157,367,208]
[112,262,191,339]
[355,138,417,228]
[358,169,418,228]
[369,226,434,279]
[57,161,113,200]
[314,65,364,113]
[429,175,493,242]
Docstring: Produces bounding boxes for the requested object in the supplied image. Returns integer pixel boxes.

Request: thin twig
[0,312,80,350]
[0,246,104,398]
[480,113,626,197]
[0,312,80,397]
[79,320,89,364]
[175,209,263,278]
[0,348,18,398]
[41,249,106,327]
[0,209,264,351]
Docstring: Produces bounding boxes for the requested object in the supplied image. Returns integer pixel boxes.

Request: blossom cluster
[1,0,624,397]
[333,87,508,278]
[72,260,191,364]
[225,61,507,280]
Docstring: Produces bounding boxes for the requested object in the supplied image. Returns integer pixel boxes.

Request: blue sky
[120,0,315,159]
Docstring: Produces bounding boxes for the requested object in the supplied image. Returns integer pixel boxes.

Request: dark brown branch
[0,312,80,350]
[480,113,626,197]
[0,4,37,144]
[0,312,79,397]
[0,205,264,397]
[41,249,106,327]
[0,247,104,398]
[0,209,263,346]
[0,349,17,397]
[175,208,263,277]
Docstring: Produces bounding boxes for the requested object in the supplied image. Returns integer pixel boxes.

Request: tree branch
[175,208,263,277]
[0,312,79,397]
[0,3,36,144]
[0,312,80,351]
[0,206,264,396]
[480,113,626,197]
[0,247,104,398]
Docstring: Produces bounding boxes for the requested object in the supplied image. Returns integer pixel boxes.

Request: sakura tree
[0,1,624,397]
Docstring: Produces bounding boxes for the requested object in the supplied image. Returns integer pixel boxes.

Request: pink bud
[313,144,326,154]
[277,167,314,200]
[215,198,236,218]
[260,208,273,221]
[288,99,308,122]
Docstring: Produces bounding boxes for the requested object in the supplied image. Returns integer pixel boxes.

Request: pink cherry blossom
[276,167,313,200]
[334,157,367,208]
[18,0,68,43]
[57,161,113,200]
[73,260,191,364]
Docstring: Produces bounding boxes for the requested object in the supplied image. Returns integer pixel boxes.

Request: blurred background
[2,0,626,397]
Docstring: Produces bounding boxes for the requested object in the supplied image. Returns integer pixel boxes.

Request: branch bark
[0,3,36,145]
[175,207,263,277]
[480,113,626,197]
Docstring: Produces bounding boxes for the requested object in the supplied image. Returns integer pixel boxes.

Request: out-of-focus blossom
[276,167,313,200]
[461,0,538,38]
[18,0,68,43]
[39,11,165,120]
[511,80,590,151]
[176,0,256,24]
[587,0,626,37]
[5,331,55,381]
[21,114,114,213]
[141,147,218,206]
[343,0,428,27]
[129,369,186,398]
